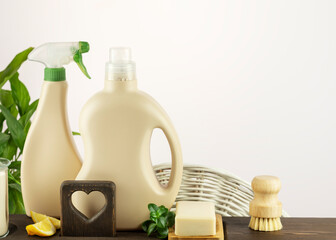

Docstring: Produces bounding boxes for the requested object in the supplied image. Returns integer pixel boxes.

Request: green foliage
[0,47,34,88]
[142,203,175,239]
[0,47,34,214]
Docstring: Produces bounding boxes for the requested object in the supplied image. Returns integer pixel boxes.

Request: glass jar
[0,158,10,238]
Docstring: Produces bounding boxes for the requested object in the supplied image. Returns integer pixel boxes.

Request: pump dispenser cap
[106,47,136,81]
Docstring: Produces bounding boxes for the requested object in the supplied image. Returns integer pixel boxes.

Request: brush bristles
[249,216,282,231]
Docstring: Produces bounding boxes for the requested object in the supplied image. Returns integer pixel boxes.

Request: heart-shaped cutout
[71,191,106,220]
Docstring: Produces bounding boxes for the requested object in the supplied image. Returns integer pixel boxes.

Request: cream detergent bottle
[74,48,183,230]
[21,42,91,217]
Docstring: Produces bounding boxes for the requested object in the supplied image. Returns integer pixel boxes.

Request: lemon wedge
[26,218,56,237]
[31,211,61,229]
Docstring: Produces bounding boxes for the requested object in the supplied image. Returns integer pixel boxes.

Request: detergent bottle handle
[157,117,183,197]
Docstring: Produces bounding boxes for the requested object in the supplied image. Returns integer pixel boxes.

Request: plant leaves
[1,47,34,216]
[9,160,21,171]
[0,90,15,108]
[27,99,39,112]
[0,92,18,127]
[148,203,159,213]
[150,211,159,222]
[143,203,175,238]
[9,72,30,116]
[0,137,17,160]
[0,105,26,151]
[0,47,34,89]
[8,174,24,214]
[0,139,5,156]
[157,216,167,229]
[12,170,21,181]
[19,99,38,127]
[8,171,21,185]
[9,104,19,119]
[167,211,175,227]
[157,205,168,216]
[0,113,4,132]
[23,120,31,135]
[141,220,153,232]
[0,132,10,146]
[147,223,157,236]
[8,183,21,192]
[157,228,169,239]
[8,184,25,214]
[8,189,16,214]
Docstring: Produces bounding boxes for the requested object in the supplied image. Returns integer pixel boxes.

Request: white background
[1,0,336,217]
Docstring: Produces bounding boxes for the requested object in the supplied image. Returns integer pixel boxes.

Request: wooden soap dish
[168,214,224,240]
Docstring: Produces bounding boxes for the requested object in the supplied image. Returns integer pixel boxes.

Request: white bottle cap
[106,47,136,81]
[109,47,132,63]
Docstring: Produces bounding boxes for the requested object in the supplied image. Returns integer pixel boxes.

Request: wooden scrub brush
[249,175,283,231]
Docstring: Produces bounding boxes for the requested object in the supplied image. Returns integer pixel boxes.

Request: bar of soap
[175,201,216,236]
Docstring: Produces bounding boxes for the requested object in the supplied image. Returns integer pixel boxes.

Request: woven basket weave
[154,164,289,217]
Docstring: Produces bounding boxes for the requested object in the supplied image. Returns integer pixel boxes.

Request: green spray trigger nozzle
[73,41,91,79]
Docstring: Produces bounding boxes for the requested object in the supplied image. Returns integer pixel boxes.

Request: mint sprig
[142,203,175,239]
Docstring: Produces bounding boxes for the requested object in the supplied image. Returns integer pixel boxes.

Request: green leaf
[23,120,31,135]
[0,90,14,108]
[157,216,167,229]
[0,113,4,132]
[0,132,10,146]
[0,90,16,131]
[9,160,21,171]
[8,184,25,214]
[8,183,21,192]
[8,190,16,214]
[157,228,169,239]
[9,104,19,119]
[148,203,159,213]
[0,137,17,160]
[19,99,39,127]
[157,205,168,216]
[150,211,159,222]
[72,131,81,136]
[0,105,26,151]
[11,170,21,181]
[141,220,153,232]
[8,171,21,185]
[27,99,39,112]
[147,223,157,236]
[167,211,175,227]
[9,72,30,116]
[0,140,5,155]
[0,47,34,88]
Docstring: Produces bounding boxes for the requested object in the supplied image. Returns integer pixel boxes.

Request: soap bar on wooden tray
[175,201,217,236]
[169,213,224,240]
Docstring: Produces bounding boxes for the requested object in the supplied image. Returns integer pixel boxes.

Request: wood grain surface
[6,215,336,239]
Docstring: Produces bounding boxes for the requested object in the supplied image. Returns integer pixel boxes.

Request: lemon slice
[26,218,56,237]
[31,211,61,229]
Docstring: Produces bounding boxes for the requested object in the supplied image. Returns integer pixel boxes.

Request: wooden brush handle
[249,175,282,218]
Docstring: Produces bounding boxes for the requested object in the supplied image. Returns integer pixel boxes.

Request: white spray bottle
[21,42,91,217]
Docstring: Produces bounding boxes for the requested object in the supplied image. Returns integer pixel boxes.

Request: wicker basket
[154,164,289,217]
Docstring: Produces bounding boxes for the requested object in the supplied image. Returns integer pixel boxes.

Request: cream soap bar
[175,201,216,236]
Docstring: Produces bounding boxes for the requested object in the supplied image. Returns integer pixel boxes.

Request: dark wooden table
[6,215,336,240]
